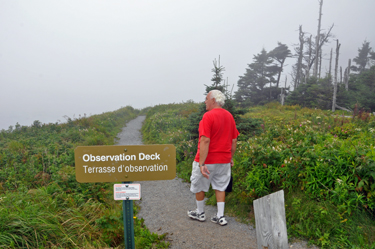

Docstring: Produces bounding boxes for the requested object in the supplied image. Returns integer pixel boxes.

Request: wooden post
[253,190,288,249]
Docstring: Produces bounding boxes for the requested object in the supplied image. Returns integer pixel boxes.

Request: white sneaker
[211,215,227,226]
[187,209,206,222]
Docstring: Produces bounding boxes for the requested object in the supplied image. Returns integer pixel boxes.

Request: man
[188,89,239,226]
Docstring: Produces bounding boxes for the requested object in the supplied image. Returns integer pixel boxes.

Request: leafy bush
[141,102,375,248]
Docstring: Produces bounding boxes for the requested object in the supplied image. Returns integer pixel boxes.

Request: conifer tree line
[191,1,374,140]
[232,0,375,112]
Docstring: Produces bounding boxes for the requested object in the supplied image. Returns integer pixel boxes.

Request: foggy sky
[1,0,375,130]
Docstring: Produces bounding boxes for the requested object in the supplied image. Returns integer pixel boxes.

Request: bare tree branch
[335,104,352,113]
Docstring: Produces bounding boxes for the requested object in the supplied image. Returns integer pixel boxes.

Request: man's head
[205,90,226,111]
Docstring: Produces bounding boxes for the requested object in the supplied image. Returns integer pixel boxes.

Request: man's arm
[199,135,210,179]
[231,138,237,167]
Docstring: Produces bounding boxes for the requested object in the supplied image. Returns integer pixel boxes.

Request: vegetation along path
[116,116,317,249]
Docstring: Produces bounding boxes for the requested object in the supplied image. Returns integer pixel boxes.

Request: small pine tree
[353,40,373,73]
[187,57,263,143]
[205,56,225,94]
[187,56,225,141]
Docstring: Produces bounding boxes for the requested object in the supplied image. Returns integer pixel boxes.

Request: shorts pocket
[190,162,201,185]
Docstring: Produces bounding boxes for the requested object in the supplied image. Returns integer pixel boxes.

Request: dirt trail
[116,116,318,249]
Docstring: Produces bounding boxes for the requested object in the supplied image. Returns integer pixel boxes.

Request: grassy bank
[0,106,169,248]
[142,102,375,248]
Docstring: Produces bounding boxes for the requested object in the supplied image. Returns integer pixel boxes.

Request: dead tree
[319,48,323,78]
[328,48,332,79]
[313,0,324,78]
[332,39,340,112]
[280,76,287,106]
[294,25,305,89]
[345,59,351,90]
[305,35,313,84]
[340,66,343,84]
[308,24,334,72]
[331,40,351,112]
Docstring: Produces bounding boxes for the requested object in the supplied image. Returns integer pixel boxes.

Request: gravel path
[116,116,318,249]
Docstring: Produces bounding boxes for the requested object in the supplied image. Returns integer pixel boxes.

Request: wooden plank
[253,190,288,249]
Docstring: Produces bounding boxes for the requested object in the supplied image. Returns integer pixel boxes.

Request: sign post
[114,183,141,248]
[122,182,135,249]
[75,145,176,249]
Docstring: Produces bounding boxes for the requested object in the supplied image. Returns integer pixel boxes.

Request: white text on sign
[82,153,161,162]
[138,153,160,160]
[82,164,168,174]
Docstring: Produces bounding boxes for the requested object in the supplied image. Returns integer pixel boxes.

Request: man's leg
[188,162,211,221]
[187,191,206,221]
[215,190,225,217]
[215,190,225,202]
[209,164,229,225]
[196,191,205,213]
[196,191,205,201]
[211,189,227,225]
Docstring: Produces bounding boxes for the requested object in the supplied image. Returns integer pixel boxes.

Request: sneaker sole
[187,211,206,222]
[189,217,206,222]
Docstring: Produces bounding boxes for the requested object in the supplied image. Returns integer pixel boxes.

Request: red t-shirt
[194,108,239,164]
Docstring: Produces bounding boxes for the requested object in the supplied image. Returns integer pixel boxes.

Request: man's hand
[230,158,234,167]
[200,165,210,179]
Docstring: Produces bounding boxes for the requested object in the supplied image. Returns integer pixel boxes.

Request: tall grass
[0,106,169,248]
[1,185,106,248]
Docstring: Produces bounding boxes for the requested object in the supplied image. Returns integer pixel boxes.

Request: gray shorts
[190,161,231,193]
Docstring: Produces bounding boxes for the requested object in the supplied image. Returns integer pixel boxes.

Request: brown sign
[75,145,176,183]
